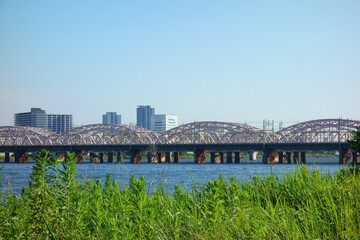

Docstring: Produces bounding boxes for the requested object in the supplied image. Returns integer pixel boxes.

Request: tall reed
[0,151,359,239]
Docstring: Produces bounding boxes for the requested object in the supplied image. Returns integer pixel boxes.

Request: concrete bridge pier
[293,152,300,164]
[235,152,241,163]
[5,152,10,163]
[301,151,307,164]
[353,152,360,164]
[90,152,95,163]
[15,150,28,163]
[210,153,221,163]
[249,151,258,161]
[278,152,284,164]
[194,149,207,164]
[220,152,224,163]
[147,152,158,163]
[165,152,172,163]
[117,151,123,163]
[74,150,84,163]
[210,153,215,163]
[158,152,166,163]
[263,149,276,164]
[174,152,180,163]
[90,152,103,163]
[226,152,233,163]
[131,150,142,164]
[286,152,291,164]
[339,148,351,164]
[58,152,65,162]
[108,152,113,163]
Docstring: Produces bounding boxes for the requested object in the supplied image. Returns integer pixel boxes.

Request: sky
[1,0,359,128]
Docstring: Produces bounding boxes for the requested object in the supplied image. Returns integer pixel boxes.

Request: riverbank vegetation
[0,150,359,239]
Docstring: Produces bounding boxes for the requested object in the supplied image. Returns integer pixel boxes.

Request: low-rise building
[14,108,47,129]
[14,108,73,134]
[151,114,178,134]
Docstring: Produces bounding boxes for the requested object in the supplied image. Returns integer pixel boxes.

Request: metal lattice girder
[68,124,162,145]
[164,121,262,144]
[0,126,55,146]
[1,119,359,146]
[277,119,360,143]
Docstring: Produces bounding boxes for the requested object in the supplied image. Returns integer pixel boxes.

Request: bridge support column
[158,152,166,163]
[249,151,258,161]
[353,152,360,164]
[220,152,224,163]
[20,151,29,163]
[211,153,215,163]
[194,149,207,164]
[262,149,275,164]
[147,152,158,163]
[339,148,351,164]
[211,153,221,163]
[174,152,180,163]
[108,152,113,163]
[131,150,142,164]
[15,151,28,163]
[90,152,95,163]
[165,152,172,163]
[278,152,284,164]
[301,151,307,164]
[99,153,104,163]
[226,152,232,163]
[293,152,299,164]
[5,152,10,163]
[58,152,65,162]
[286,152,291,164]
[235,152,241,163]
[90,152,102,163]
[117,151,123,163]
[74,150,84,163]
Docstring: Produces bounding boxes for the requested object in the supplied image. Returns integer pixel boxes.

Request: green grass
[0,150,359,239]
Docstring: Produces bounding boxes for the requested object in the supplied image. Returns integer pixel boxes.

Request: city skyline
[10,105,357,131]
[1,1,360,127]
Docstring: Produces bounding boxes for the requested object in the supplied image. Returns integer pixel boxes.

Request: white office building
[151,114,178,134]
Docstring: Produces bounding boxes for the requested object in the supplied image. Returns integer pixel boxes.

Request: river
[0,158,345,195]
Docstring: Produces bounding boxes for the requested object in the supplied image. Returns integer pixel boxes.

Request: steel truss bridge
[0,119,359,164]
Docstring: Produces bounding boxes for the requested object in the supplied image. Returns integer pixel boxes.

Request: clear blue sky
[1,0,359,127]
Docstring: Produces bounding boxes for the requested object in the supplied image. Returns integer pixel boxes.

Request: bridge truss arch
[163,121,263,144]
[0,119,358,147]
[56,124,163,145]
[276,119,360,143]
[0,126,55,146]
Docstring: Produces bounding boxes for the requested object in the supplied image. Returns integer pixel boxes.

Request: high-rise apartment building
[14,108,47,129]
[102,112,121,125]
[151,114,178,134]
[47,114,73,134]
[14,108,73,134]
[136,105,155,130]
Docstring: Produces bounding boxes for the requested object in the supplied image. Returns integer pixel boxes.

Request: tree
[348,128,360,171]
[349,128,360,154]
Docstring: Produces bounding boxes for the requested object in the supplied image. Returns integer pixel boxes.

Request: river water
[0,158,345,195]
